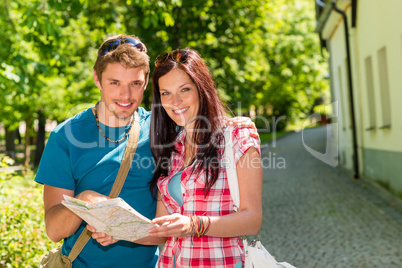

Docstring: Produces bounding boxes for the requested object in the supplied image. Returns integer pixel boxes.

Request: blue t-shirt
[35,107,157,268]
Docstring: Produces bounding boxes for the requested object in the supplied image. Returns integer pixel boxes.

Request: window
[377,47,391,128]
[364,56,376,130]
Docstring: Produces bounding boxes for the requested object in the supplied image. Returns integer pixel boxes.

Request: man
[36,34,257,267]
[35,34,161,267]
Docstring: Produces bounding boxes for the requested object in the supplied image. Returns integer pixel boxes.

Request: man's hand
[75,190,110,204]
[76,191,115,246]
[86,225,119,246]
[226,117,259,140]
[43,187,110,242]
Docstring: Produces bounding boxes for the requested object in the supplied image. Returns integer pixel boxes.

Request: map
[62,195,155,241]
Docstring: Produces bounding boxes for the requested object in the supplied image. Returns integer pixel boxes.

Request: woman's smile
[172,107,190,114]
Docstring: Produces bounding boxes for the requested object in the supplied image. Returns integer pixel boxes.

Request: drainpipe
[316,0,326,8]
[331,0,359,179]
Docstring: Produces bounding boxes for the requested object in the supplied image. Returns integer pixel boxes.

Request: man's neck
[94,103,133,127]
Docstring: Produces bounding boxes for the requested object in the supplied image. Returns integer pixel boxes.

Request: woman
[148,49,263,267]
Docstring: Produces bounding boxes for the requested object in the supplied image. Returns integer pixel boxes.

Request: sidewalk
[259,126,402,268]
[0,165,24,173]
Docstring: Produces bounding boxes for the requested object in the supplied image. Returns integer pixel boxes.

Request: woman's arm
[149,147,263,238]
[204,146,262,236]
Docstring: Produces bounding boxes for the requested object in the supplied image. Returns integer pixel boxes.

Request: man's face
[94,63,148,127]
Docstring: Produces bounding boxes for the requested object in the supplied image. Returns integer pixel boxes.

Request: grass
[259,130,289,145]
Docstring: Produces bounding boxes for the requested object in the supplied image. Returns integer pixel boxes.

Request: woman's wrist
[188,215,211,237]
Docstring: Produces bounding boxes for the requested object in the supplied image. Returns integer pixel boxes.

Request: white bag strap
[224,126,240,211]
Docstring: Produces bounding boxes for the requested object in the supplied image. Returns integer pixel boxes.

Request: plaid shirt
[157,127,260,268]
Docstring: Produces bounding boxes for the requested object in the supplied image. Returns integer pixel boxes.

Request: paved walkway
[0,165,24,172]
[259,126,402,268]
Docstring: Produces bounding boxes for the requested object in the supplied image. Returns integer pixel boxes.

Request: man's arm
[44,185,109,242]
[43,185,82,242]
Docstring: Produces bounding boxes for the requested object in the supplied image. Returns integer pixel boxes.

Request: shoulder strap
[224,126,240,211]
[67,111,140,261]
[109,111,140,198]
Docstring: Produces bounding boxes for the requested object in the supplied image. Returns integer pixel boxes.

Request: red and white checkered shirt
[157,127,261,268]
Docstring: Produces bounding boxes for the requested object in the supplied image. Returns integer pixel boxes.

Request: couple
[35,34,263,268]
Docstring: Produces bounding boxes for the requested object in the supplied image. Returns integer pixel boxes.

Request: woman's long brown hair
[150,49,228,198]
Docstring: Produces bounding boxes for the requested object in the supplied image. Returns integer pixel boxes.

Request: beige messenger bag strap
[67,111,140,262]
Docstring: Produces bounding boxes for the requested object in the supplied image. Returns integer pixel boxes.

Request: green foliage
[0,0,100,129]
[0,156,15,169]
[258,1,329,125]
[0,0,328,134]
[0,158,58,267]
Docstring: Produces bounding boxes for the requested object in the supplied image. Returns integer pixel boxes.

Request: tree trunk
[34,111,46,166]
[24,117,31,166]
[16,128,22,144]
[5,125,16,159]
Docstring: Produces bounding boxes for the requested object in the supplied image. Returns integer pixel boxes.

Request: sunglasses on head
[101,38,145,55]
[155,49,189,67]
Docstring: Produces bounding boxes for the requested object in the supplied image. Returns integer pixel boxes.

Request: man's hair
[93,34,150,83]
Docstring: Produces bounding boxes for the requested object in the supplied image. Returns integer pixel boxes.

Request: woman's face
[158,68,200,130]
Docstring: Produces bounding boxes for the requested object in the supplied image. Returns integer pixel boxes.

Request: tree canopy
[0,0,329,163]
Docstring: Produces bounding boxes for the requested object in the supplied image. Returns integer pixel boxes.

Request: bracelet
[188,215,211,237]
[188,215,196,236]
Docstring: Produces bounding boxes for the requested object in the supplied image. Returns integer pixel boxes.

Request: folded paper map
[62,195,155,241]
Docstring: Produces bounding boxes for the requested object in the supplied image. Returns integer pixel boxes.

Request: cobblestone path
[259,126,402,268]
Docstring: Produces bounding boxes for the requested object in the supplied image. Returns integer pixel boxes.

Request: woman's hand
[86,225,118,246]
[148,213,192,238]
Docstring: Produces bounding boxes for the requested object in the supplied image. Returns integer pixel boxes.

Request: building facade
[315,0,402,197]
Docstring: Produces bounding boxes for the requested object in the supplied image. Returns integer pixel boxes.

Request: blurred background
[0,0,329,167]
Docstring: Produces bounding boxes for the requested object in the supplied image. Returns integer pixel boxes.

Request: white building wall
[355,0,402,151]
[317,0,402,195]
[328,19,355,170]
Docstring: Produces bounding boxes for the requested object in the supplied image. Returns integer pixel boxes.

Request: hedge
[1,157,59,268]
